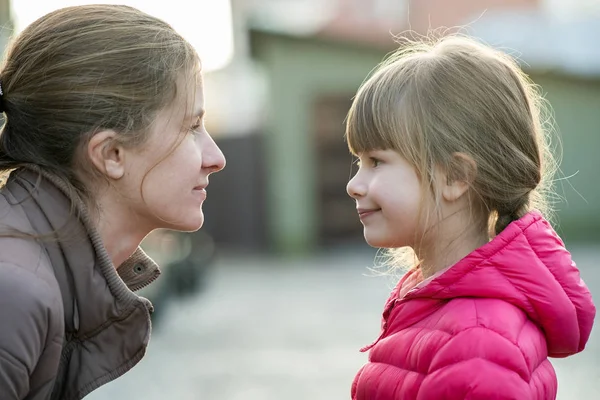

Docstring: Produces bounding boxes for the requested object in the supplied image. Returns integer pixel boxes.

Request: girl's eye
[354,156,381,168]
[370,157,381,167]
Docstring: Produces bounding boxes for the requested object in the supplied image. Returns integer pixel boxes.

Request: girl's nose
[347,173,365,199]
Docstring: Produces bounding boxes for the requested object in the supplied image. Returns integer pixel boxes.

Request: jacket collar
[9,166,160,333]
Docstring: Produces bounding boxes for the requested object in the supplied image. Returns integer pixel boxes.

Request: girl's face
[117,75,225,233]
[347,149,426,248]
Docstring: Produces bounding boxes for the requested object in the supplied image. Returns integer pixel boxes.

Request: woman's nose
[202,133,226,174]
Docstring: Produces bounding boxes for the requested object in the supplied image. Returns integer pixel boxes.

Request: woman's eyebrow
[194,109,205,119]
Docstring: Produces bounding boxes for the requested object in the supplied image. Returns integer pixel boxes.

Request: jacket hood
[407,211,595,357]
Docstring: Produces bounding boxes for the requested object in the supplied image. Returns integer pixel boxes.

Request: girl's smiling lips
[357,208,381,219]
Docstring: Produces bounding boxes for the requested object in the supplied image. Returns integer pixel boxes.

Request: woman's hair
[0,4,199,206]
[346,34,558,266]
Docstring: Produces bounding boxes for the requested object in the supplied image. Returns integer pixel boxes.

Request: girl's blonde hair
[346,34,558,269]
[0,5,199,206]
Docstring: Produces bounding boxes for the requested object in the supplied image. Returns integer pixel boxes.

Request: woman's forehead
[169,74,204,116]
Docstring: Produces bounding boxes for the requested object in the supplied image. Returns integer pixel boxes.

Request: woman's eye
[189,116,204,134]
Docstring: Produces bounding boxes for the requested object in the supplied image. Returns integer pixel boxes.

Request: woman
[0,5,225,400]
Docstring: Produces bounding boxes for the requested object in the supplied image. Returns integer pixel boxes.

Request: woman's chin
[163,212,205,232]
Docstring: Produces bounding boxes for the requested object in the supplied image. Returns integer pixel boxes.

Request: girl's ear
[87,130,125,180]
[442,152,477,202]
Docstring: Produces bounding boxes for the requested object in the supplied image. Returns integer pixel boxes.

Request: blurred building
[0,0,11,69]
[1,1,599,255]
[0,0,10,129]
[201,0,600,254]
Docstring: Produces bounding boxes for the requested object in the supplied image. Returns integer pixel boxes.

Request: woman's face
[117,74,226,233]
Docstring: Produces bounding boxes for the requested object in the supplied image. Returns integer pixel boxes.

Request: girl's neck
[417,215,489,279]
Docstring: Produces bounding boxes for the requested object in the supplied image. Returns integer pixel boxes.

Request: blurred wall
[249,28,600,254]
[530,72,600,241]
[0,0,11,43]
[0,0,11,128]
[201,134,268,250]
[250,31,385,253]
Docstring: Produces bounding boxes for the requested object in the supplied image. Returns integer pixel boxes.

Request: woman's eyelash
[190,117,204,132]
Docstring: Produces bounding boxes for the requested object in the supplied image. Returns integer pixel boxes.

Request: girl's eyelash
[353,157,381,169]
[353,156,383,167]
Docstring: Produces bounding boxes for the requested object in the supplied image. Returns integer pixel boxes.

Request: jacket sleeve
[0,263,55,399]
[417,327,539,400]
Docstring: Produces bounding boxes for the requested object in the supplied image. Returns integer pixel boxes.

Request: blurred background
[3,0,600,398]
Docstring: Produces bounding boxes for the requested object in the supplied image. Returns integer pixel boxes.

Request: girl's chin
[365,237,385,248]
[363,229,386,248]
[364,234,404,249]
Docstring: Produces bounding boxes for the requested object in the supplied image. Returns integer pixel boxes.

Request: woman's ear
[442,152,477,202]
[87,130,125,180]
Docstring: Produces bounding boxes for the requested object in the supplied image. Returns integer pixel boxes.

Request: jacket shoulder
[420,298,547,374]
[0,261,64,398]
[436,298,530,337]
[0,260,63,320]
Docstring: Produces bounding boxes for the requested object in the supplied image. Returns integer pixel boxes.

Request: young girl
[0,5,225,400]
[346,35,595,400]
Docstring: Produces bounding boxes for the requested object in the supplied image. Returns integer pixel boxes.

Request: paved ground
[88,244,600,400]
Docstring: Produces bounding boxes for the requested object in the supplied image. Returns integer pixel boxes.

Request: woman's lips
[193,187,207,201]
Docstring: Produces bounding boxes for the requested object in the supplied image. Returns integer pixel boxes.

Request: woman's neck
[92,191,151,268]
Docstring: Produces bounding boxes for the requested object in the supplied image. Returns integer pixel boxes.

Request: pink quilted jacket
[352,211,595,400]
